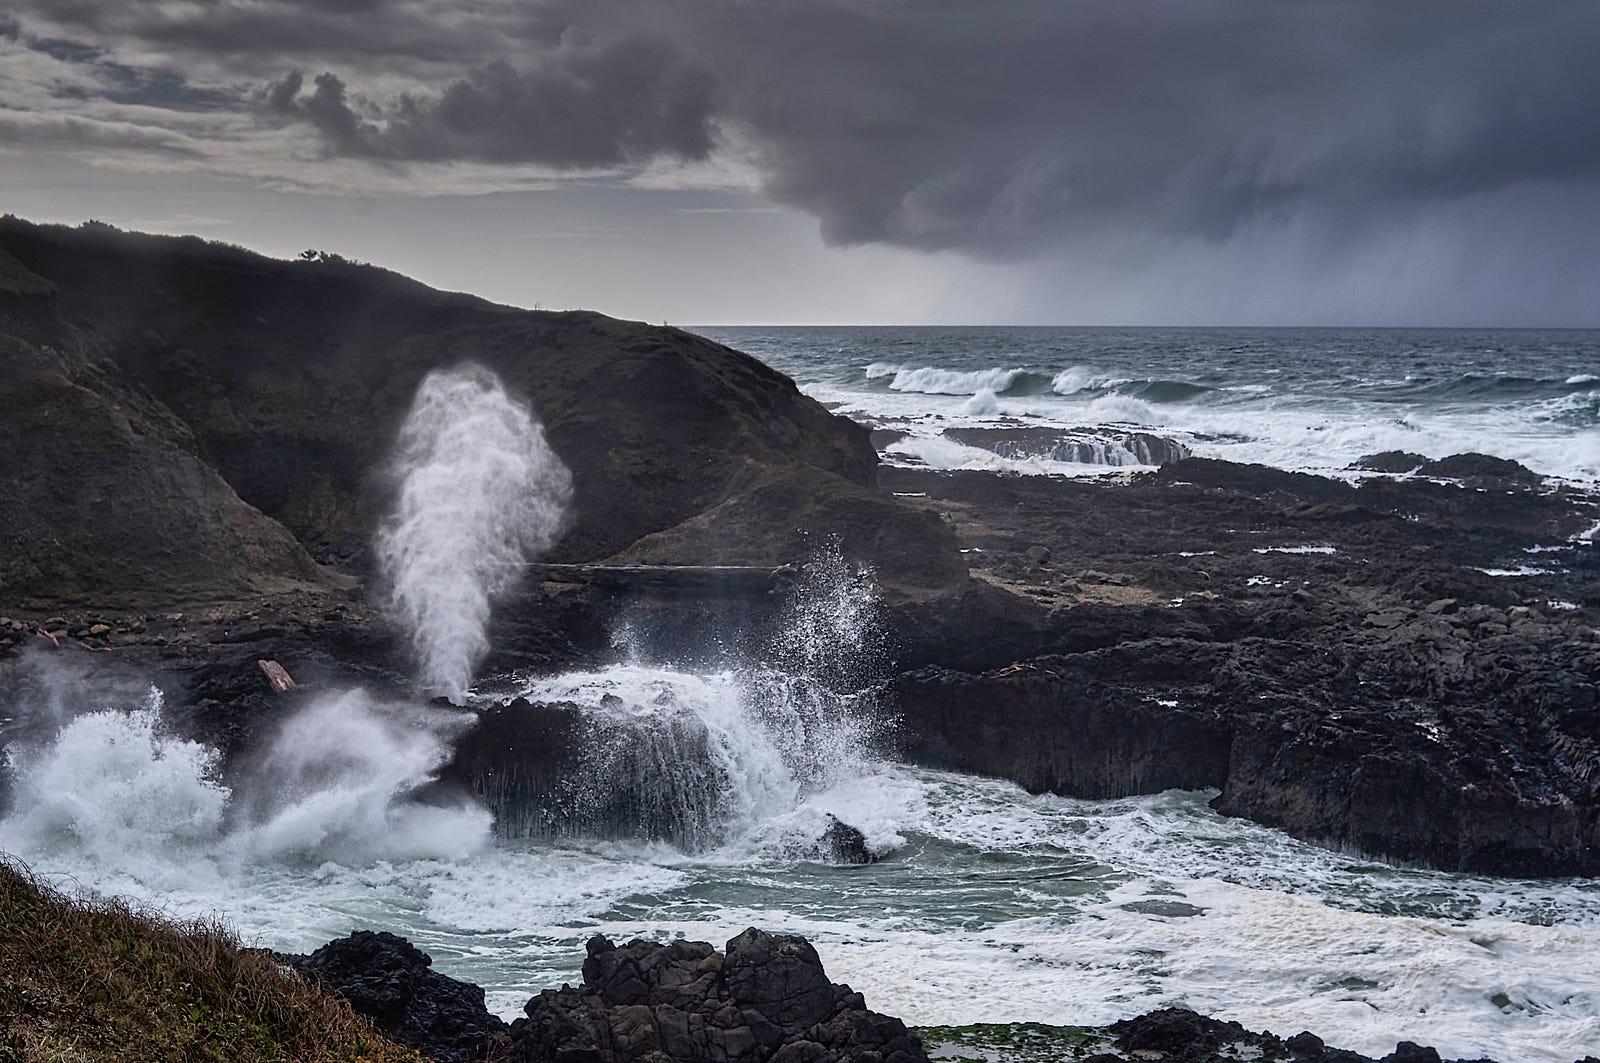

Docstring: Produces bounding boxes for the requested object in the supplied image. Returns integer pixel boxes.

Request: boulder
[287,930,505,1063]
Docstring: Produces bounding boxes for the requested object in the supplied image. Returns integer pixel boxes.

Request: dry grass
[0,858,424,1063]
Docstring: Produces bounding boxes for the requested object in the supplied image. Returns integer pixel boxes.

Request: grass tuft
[0,857,423,1063]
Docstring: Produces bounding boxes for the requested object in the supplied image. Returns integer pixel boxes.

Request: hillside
[0,217,957,605]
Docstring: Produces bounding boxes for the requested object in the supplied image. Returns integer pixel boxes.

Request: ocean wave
[1395,372,1600,401]
[865,364,1056,396]
[1116,378,1217,402]
[1050,366,1126,394]
[1051,367,1215,403]
[1085,394,1161,424]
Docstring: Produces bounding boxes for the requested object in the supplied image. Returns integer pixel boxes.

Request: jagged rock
[286,930,505,1063]
[943,425,1191,466]
[889,617,1600,875]
[508,930,929,1062]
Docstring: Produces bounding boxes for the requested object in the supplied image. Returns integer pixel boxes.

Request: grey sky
[3,1,1598,325]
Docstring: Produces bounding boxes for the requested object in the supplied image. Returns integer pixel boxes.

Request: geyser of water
[377,363,572,700]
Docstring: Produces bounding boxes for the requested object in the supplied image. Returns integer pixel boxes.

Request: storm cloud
[4,0,1600,315]
[259,38,717,167]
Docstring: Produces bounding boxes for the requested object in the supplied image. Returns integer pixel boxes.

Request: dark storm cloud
[9,0,1600,258]
[656,0,1600,255]
[259,39,718,167]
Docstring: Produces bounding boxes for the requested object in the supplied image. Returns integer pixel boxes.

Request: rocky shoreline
[286,927,1596,1063]
[3,218,1599,1058]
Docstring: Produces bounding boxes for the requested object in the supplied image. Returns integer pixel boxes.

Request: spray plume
[377,363,572,700]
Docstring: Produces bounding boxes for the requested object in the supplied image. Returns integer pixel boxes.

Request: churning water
[5,631,1600,1059]
[696,326,1600,483]
[5,716,1600,1062]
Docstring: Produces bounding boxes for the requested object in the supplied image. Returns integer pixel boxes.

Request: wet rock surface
[819,815,878,865]
[4,218,1600,883]
[880,458,1600,876]
[1095,1008,1523,1062]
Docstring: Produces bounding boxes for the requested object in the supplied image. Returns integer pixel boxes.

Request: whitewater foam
[0,689,227,867]
[0,678,491,881]
[242,690,491,863]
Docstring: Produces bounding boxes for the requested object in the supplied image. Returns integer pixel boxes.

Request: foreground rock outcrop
[298,930,1600,1063]
[511,930,928,1063]
[300,929,928,1063]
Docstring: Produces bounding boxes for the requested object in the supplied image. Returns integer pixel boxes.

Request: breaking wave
[0,678,491,882]
[866,363,1055,396]
[482,543,889,853]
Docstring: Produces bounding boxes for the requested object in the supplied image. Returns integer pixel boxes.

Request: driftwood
[257,658,296,693]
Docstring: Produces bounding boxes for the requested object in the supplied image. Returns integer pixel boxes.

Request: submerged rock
[820,814,879,864]
[509,929,929,1062]
[943,425,1191,467]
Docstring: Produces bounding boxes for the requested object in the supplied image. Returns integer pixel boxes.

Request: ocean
[696,327,1600,483]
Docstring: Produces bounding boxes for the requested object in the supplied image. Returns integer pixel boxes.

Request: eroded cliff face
[0,332,329,605]
[0,217,958,605]
[881,460,1600,877]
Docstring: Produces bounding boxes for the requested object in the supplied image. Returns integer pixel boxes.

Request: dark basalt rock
[888,616,1600,875]
[1418,452,1542,484]
[1351,451,1429,474]
[508,929,930,1062]
[287,932,1600,1063]
[888,655,1233,799]
[286,930,506,1063]
[942,425,1191,467]
[872,452,1599,877]
[1101,1008,1504,1063]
